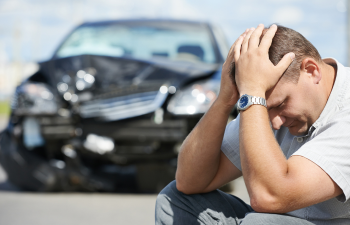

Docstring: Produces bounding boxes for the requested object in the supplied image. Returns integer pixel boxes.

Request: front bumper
[38,114,199,165]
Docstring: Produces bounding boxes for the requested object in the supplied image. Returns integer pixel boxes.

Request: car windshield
[55,22,218,64]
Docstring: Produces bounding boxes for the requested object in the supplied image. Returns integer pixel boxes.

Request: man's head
[263,25,322,83]
[259,25,335,135]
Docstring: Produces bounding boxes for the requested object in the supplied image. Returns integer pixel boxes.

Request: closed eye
[268,101,284,111]
[267,100,284,111]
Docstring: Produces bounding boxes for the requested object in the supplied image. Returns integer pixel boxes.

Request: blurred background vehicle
[0,19,236,192]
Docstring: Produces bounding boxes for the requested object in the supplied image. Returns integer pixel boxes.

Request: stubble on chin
[289,123,308,136]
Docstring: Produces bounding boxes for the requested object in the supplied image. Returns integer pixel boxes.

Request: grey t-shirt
[221,58,350,225]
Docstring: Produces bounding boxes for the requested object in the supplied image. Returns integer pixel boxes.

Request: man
[155,24,350,224]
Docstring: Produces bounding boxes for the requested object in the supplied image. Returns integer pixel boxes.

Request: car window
[55,23,217,64]
[211,25,229,60]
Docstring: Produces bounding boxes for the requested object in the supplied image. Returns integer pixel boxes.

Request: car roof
[78,19,212,27]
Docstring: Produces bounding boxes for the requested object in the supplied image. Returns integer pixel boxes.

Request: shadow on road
[0,181,21,191]
[0,163,21,191]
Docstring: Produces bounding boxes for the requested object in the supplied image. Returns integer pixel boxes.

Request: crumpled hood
[39,54,219,93]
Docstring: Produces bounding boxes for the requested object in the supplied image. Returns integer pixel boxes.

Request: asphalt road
[0,116,250,225]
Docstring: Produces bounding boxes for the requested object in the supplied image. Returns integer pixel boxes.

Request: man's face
[265,74,316,136]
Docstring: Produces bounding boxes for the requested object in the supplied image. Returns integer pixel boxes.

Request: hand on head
[219,28,250,107]
[221,24,295,101]
[235,24,295,98]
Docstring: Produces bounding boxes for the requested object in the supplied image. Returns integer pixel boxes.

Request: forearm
[176,97,236,193]
[240,105,289,210]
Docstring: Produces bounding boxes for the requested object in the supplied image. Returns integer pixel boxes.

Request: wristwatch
[237,94,267,111]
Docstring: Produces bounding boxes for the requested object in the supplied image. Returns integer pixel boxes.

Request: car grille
[79,90,168,121]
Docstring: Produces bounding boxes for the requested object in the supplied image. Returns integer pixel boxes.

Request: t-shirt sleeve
[292,119,350,202]
[221,114,242,171]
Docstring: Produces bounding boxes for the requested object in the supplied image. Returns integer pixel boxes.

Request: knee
[156,180,180,209]
[155,180,177,224]
[156,180,176,206]
[159,180,178,195]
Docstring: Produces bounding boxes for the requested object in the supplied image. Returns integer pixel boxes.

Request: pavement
[0,115,250,225]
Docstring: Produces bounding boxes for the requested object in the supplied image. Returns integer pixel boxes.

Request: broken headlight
[11,82,58,116]
[167,79,220,115]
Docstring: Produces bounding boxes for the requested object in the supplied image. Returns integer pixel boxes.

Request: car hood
[39,55,219,93]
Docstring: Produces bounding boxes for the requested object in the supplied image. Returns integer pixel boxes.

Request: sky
[0,0,348,65]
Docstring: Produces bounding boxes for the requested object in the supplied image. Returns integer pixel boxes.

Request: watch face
[239,95,249,108]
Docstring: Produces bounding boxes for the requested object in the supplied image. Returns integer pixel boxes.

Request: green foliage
[0,101,10,116]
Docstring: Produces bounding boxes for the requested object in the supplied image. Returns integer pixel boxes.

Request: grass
[0,101,10,116]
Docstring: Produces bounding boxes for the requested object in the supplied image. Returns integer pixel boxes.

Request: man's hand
[233,24,295,98]
[218,29,249,106]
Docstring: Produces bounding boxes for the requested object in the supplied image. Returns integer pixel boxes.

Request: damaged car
[0,19,234,192]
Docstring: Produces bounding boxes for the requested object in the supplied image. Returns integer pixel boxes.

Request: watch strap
[250,96,267,107]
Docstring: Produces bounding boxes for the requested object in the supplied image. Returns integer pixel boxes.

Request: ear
[300,58,321,84]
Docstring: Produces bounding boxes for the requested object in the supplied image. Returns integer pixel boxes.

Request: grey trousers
[155,180,315,225]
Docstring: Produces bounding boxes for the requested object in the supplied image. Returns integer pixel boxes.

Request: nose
[270,115,286,130]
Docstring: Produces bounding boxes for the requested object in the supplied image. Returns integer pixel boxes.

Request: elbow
[176,179,198,195]
[176,181,190,195]
[175,171,189,194]
[175,169,211,195]
[250,192,289,214]
[175,172,196,195]
[176,173,206,195]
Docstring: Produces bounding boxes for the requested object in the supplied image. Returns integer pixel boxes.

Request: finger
[241,27,255,54]
[249,24,265,48]
[227,29,250,59]
[259,24,278,52]
[224,30,249,68]
[276,52,295,75]
[233,35,244,62]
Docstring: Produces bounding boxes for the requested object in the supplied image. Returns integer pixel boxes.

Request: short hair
[229,25,322,83]
[263,25,322,83]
